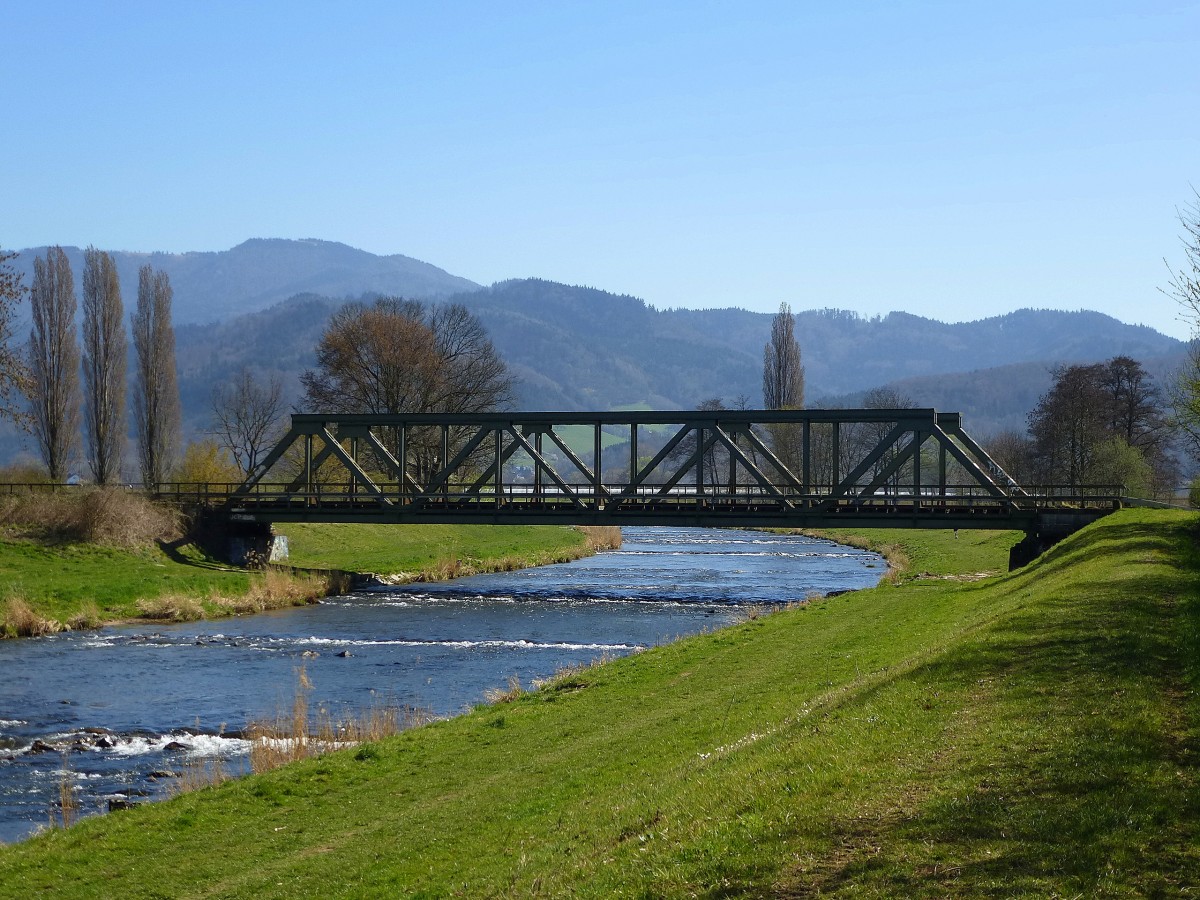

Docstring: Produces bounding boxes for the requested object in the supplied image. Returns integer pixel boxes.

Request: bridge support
[173,506,290,568]
[1008,507,1119,570]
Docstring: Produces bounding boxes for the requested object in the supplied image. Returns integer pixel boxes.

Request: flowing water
[0,526,883,842]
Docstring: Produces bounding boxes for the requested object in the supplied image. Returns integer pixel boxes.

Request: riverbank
[2,508,1194,895]
[275,522,621,582]
[0,521,611,637]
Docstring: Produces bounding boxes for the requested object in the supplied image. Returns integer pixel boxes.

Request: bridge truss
[211,409,1121,530]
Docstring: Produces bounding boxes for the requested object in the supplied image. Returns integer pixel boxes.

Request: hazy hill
[8,239,480,325]
[459,280,1180,405]
[168,279,1182,428]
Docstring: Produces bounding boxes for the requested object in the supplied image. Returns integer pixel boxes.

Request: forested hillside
[0,247,1185,467]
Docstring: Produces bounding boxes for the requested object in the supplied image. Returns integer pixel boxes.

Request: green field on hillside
[2,509,1195,895]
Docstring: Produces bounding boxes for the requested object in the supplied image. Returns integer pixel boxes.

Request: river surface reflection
[0,526,883,842]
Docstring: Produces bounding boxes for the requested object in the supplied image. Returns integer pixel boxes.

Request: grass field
[2,508,1195,896]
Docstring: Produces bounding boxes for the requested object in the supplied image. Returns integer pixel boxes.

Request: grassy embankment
[2,508,1196,895]
[274,522,618,581]
[0,488,609,635]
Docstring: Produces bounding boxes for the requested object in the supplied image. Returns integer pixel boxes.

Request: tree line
[0,245,180,486]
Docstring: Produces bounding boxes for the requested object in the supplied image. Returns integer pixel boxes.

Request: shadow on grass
[156,538,238,572]
[792,516,1200,896]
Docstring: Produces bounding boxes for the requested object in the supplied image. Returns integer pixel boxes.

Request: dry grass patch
[248,668,427,774]
[484,674,526,704]
[136,595,205,622]
[2,597,65,637]
[213,568,331,614]
[0,487,178,547]
[578,525,623,551]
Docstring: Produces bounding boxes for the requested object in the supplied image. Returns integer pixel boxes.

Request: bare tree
[81,247,127,483]
[132,265,181,487]
[1172,340,1200,461]
[211,367,286,477]
[1028,363,1110,486]
[0,247,30,426]
[27,247,81,481]
[762,302,804,410]
[848,387,917,490]
[301,297,514,481]
[1100,355,1168,453]
[985,430,1035,484]
[1165,188,1200,324]
[1166,191,1200,461]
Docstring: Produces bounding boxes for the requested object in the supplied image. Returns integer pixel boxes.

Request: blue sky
[3,1,1198,337]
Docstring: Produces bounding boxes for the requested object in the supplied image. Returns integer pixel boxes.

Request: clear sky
[2,1,1197,337]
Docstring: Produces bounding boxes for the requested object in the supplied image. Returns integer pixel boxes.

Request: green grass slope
[275,523,588,576]
[0,538,251,624]
[1,510,1196,896]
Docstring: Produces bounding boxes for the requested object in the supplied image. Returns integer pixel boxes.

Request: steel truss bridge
[201,409,1122,533]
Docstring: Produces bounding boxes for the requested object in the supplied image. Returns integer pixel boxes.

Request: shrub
[136,596,205,622]
[0,487,178,547]
[2,597,64,638]
[1190,476,1200,509]
[577,525,623,551]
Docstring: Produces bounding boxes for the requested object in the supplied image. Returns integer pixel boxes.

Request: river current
[0,526,883,843]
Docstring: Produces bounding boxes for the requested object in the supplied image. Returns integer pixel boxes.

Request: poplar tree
[762,302,804,410]
[763,302,805,475]
[132,265,181,487]
[81,247,127,483]
[28,246,81,481]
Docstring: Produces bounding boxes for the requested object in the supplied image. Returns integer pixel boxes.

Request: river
[0,526,883,843]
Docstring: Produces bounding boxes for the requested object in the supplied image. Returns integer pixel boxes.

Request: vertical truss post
[494,427,502,506]
[938,441,947,497]
[304,433,313,497]
[630,424,638,494]
[913,430,923,514]
[802,420,811,503]
[534,429,543,501]
[594,422,602,506]
[441,425,449,498]
[397,424,407,500]
[831,423,840,494]
[727,426,737,495]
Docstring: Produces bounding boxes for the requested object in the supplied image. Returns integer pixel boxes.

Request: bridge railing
[189,480,1124,513]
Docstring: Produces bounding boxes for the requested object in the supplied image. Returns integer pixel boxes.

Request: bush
[1190,476,1200,509]
[2,597,64,637]
[0,487,179,547]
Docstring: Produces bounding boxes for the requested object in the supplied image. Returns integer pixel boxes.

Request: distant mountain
[460,281,1181,406]
[168,279,1183,428]
[8,239,480,325]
